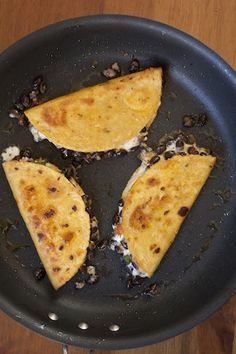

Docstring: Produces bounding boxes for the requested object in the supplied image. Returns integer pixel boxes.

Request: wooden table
[0,1,235,353]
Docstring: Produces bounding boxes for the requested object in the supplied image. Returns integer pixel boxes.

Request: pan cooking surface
[0,16,236,350]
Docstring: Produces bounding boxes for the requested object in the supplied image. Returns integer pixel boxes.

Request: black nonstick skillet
[0,15,235,350]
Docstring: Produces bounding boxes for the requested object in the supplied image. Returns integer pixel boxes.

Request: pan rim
[0,14,236,350]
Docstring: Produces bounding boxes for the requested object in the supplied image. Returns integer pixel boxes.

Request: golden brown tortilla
[3,160,90,289]
[120,154,216,277]
[25,68,162,152]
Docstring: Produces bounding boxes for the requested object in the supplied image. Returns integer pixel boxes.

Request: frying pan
[0,15,236,351]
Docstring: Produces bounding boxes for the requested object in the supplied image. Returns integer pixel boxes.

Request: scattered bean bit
[9,108,21,119]
[102,68,118,79]
[21,94,31,108]
[111,62,121,74]
[33,267,46,281]
[129,59,140,73]
[39,81,46,94]
[178,206,189,217]
[183,115,196,128]
[20,147,32,158]
[75,281,85,289]
[145,283,158,297]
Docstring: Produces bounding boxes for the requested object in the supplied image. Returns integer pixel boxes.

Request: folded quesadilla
[3,160,90,289]
[111,133,216,278]
[25,68,163,152]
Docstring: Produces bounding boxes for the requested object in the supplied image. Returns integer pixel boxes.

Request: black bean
[21,94,31,108]
[105,150,115,158]
[39,81,47,94]
[118,199,124,208]
[141,127,147,133]
[60,149,72,159]
[112,213,120,225]
[178,206,189,217]
[179,152,187,156]
[87,274,99,285]
[29,90,39,100]
[33,267,46,281]
[129,59,140,73]
[102,68,117,79]
[197,113,208,127]
[20,147,32,158]
[176,132,189,143]
[85,206,92,215]
[156,144,166,155]
[14,101,25,111]
[18,113,28,126]
[176,139,184,148]
[121,240,128,249]
[148,154,160,167]
[9,108,21,119]
[73,151,84,163]
[33,76,43,89]
[186,134,195,144]
[164,150,175,160]
[91,226,98,234]
[187,146,199,155]
[183,115,196,128]
[97,239,108,251]
[116,149,127,157]
[145,283,158,297]
[111,62,121,74]
[83,154,93,164]
[63,165,76,179]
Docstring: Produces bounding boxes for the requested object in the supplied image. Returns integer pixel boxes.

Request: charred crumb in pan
[182,113,208,128]
[102,62,121,79]
[33,267,46,281]
[9,75,47,126]
[128,58,140,73]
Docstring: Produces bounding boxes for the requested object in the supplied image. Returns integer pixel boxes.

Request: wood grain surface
[0,1,235,354]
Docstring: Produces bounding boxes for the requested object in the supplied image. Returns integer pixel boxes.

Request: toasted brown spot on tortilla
[129,206,151,230]
[160,186,165,191]
[62,223,69,228]
[72,205,77,212]
[63,232,74,243]
[14,167,19,170]
[154,247,160,254]
[80,97,94,105]
[32,215,41,228]
[42,106,67,127]
[147,177,159,186]
[69,255,74,260]
[164,210,170,215]
[150,244,157,251]
[43,208,55,219]
[103,128,111,133]
[53,267,61,272]
[48,186,57,192]
[37,232,45,241]
[38,170,43,174]
[59,245,64,251]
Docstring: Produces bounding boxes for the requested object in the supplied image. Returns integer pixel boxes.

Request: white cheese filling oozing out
[29,124,146,153]
[1,146,20,162]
